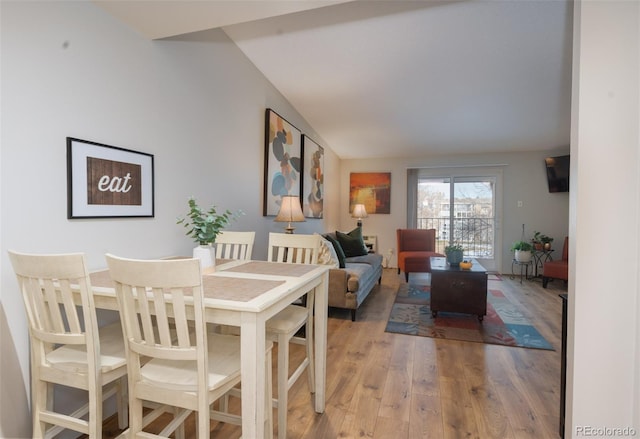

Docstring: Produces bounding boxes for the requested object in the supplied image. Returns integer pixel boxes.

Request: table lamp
[275,195,305,233]
[351,204,368,227]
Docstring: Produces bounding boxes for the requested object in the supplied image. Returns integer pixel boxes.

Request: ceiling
[94,0,573,160]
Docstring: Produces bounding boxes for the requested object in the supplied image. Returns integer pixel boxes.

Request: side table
[363,235,377,254]
[430,257,488,321]
[511,259,533,284]
[532,249,554,278]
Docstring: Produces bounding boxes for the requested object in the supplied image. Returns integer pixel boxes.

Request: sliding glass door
[409,167,502,272]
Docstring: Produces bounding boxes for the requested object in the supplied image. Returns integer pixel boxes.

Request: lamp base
[356,220,362,228]
[285,222,295,234]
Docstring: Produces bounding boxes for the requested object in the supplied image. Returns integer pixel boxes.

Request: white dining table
[89,258,330,439]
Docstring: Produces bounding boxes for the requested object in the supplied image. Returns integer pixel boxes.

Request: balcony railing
[417,216,495,258]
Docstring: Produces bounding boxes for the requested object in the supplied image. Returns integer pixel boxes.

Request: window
[407,167,503,271]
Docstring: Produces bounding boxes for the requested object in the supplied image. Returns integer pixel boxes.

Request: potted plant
[176,197,241,269]
[444,244,464,267]
[531,231,543,251]
[532,231,554,251]
[511,240,533,263]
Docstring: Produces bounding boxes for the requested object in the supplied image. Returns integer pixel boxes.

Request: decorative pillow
[322,233,346,268]
[315,233,339,268]
[336,227,368,258]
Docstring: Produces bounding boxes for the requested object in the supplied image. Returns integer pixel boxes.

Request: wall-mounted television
[545,155,570,193]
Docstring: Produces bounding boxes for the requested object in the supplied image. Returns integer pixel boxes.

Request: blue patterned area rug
[385,282,554,350]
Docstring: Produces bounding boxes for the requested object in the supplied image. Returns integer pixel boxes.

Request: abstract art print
[67,137,154,218]
[264,109,301,216]
[302,135,324,218]
[349,172,391,214]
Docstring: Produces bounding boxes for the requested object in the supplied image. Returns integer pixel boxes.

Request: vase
[515,250,532,263]
[193,244,216,271]
[446,250,463,267]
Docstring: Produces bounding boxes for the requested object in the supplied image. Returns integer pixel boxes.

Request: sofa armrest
[328,268,349,308]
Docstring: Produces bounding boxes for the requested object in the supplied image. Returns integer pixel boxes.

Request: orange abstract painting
[349,172,391,214]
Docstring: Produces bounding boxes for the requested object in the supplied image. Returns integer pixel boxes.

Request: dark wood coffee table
[430,257,488,321]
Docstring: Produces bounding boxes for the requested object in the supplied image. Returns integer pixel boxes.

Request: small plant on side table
[532,231,554,251]
[444,244,465,267]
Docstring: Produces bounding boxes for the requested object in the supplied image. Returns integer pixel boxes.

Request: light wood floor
[101,268,566,439]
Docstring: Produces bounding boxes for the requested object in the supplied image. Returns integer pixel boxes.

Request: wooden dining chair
[266,232,320,439]
[7,251,128,438]
[215,230,255,260]
[105,254,273,438]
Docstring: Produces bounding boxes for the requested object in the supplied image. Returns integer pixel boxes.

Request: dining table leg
[314,271,328,412]
[241,312,267,438]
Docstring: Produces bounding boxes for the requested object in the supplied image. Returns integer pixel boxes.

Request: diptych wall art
[349,172,391,214]
[67,137,154,218]
[263,109,302,216]
[302,135,324,218]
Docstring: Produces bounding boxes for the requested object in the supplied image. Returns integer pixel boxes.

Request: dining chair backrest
[106,255,205,377]
[268,232,320,264]
[215,230,255,260]
[9,251,98,357]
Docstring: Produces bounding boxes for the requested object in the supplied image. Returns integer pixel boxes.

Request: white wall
[567,1,640,437]
[0,2,338,436]
[339,150,570,274]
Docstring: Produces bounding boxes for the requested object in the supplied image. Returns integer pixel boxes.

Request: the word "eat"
[98,173,132,193]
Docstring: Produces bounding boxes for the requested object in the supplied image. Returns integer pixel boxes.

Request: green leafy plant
[532,231,554,244]
[176,197,241,245]
[510,240,533,252]
[444,244,465,254]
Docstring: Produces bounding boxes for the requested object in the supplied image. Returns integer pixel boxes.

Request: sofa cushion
[345,253,383,267]
[316,234,339,268]
[322,233,346,268]
[336,227,368,257]
[343,262,373,292]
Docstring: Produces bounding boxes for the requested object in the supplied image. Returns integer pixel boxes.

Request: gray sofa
[327,252,383,321]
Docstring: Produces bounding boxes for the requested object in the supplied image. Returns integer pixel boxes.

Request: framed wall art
[349,172,391,214]
[301,135,324,218]
[67,137,154,219]
[263,108,301,216]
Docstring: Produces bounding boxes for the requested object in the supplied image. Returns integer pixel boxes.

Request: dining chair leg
[306,319,315,393]
[117,377,127,429]
[175,407,185,439]
[129,386,144,436]
[89,385,103,438]
[32,379,47,438]
[197,409,209,439]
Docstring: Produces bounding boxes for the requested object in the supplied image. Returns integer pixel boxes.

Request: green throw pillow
[322,233,346,268]
[336,227,369,258]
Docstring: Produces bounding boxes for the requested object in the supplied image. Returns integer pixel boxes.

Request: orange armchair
[542,236,568,288]
[397,229,445,282]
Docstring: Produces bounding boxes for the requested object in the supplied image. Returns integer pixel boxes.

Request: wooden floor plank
[439,376,481,439]
[409,393,444,439]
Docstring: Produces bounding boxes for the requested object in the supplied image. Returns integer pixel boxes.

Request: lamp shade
[275,195,305,233]
[351,203,368,228]
[351,204,368,219]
